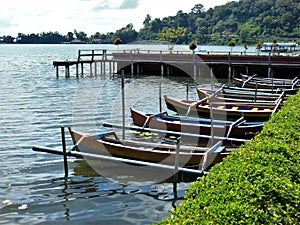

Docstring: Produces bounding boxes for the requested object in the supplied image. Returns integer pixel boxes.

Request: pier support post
[103,62,106,75]
[65,65,70,78]
[108,62,111,75]
[161,64,164,77]
[137,64,140,75]
[81,63,84,76]
[90,63,93,76]
[94,62,97,76]
[76,64,79,78]
[56,66,59,78]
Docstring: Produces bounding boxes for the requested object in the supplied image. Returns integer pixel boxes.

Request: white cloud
[119,0,139,10]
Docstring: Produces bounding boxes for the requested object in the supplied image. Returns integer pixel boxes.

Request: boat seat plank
[213,146,226,153]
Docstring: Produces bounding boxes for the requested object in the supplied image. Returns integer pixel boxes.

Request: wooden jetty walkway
[53,49,116,78]
[53,49,300,79]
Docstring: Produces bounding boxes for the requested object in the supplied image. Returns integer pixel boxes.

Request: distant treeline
[1,0,299,45]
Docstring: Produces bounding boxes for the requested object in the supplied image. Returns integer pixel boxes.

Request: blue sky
[0,0,236,36]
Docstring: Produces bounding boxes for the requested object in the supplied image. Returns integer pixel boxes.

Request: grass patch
[158,91,300,224]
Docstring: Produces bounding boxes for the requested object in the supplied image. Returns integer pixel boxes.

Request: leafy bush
[158,91,300,224]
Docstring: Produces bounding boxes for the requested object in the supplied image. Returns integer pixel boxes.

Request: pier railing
[53,48,300,78]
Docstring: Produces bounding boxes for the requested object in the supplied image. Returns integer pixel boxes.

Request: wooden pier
[53,49,116,78]
[53,49,300,79]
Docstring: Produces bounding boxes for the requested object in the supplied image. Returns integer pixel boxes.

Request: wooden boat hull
[68,128,227,167]
[130,108,263,139]
[164,95,277,122]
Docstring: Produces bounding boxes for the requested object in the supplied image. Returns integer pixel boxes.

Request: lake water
[0,43,232,224]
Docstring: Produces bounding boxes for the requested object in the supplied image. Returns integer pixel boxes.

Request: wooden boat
[233,75,300,89]
[164,95,280,122]
[240,74,298,84]
[130,107,263,139]
[197,87,286,104]
[206,84,298,95]
[68,127,228,168]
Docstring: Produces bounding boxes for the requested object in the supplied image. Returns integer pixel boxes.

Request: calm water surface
[0,44,223,224]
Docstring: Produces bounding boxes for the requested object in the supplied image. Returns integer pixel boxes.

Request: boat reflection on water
[71,159,194,211]
[72,158,202,183]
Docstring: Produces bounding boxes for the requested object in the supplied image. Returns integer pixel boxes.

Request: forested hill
[138,0,300,45]
[1,0,299,45]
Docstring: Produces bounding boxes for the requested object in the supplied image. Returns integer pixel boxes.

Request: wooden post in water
[65,65,70,78]
[193,52,197,81]
[61,126,68,177]
[159,81,162,112]
[174,137,181,183]
[113,62,116,75]
[210,67,214,88]
[268,53,272,78]
[56,66,59,79]
[90,63,93,76]
[137,64,140,75]
[94,62,97,76]
[76,64,79,78]
[103,62,106,75]
[121,70,125,139]
[130,50,134,76]
[228,52,232,83]
[109,62,112,75]
[186,83,189,101]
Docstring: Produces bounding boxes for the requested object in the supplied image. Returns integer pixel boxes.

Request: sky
[0,0,236,36]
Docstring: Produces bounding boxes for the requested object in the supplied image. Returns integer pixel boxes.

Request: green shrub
[158,91,300,224]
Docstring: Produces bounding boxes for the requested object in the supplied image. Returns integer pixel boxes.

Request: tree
[189,41,197,52]
[113,38,122,45]
[1,35,15,43]
[143,14,152,27]
[228,40,236,52]
[74,30,87,42]
[66,32,74,42]
[111,23,138,43]
[158,27,187,50]
[256,43,262,55]
[191,4,204,15]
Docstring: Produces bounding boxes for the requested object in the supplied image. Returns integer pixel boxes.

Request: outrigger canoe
[164,95,281,122]
[240,74,298,84]
[233,76,300,89]
[197,87,286,104]
[130,107,263,139]
[205,84,298,95]
[68,127,228,168]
